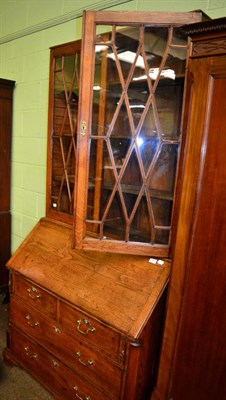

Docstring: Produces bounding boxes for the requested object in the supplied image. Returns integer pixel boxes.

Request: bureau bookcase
[3,11,202,400]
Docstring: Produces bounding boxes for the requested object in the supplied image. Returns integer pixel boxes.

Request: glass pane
[152,197,173,227]
[167,47,187,77]
[50,52,80,216]
[111,100,133,139]
[96,26,112,43]
[92,46,114,137]
[148,143,179,196]
[155,78,184,139]
[121,147,142,218]
[115,26,140,82]
[88,139,116,222]
[103,191,126,240]
[144,26,168,75]
[86,23,187,248]
[51,136,75,214]
[110,138,131,168]
[171,27,188,46]
[155,228,170,245]
[130,197,152,243]
[121,147,142,188]
[138,104,159,174]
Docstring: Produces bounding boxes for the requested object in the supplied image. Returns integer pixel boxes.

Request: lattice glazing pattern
[51,54,80,215]
[87,25,187,245]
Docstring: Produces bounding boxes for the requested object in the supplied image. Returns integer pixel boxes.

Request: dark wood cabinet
[152,18,226,400]
[0,78,15,294]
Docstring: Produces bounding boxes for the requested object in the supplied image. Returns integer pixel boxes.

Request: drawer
[12,273,57,320]
[10,325,108,400]
[10,296,124,399]
[59,301,125,364]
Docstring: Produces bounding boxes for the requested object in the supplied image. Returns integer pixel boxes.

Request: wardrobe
[153,17,226,400]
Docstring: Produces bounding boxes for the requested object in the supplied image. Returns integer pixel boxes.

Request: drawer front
[10,325,108,400]
[12,273,57,320]
[59,301,125,363]
[10,296,123,399]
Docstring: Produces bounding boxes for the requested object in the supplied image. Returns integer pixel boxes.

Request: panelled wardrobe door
[0,79,15,294]
[152,18,226,400]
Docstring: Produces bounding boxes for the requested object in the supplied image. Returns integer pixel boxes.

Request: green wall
[0,0,225,252]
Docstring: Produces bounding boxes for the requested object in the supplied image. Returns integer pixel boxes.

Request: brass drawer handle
[76,351,94,367]
[27,286,41,300]
[76,319,96,335]
[24,346,38,360]
[53,326,61,334]
[25,314,40,328]
[73,385,91,400]
[51,359,59,367]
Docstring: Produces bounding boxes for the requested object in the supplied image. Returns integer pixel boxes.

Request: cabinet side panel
[169,63,226,400]
[152,56,213,400]
[0,83,14,211]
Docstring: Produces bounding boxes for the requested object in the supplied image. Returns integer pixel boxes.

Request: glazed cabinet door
[46,41,81,224]
[74,10,201,256]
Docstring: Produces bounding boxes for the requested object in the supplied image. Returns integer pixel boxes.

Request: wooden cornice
[182,17,226,36]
